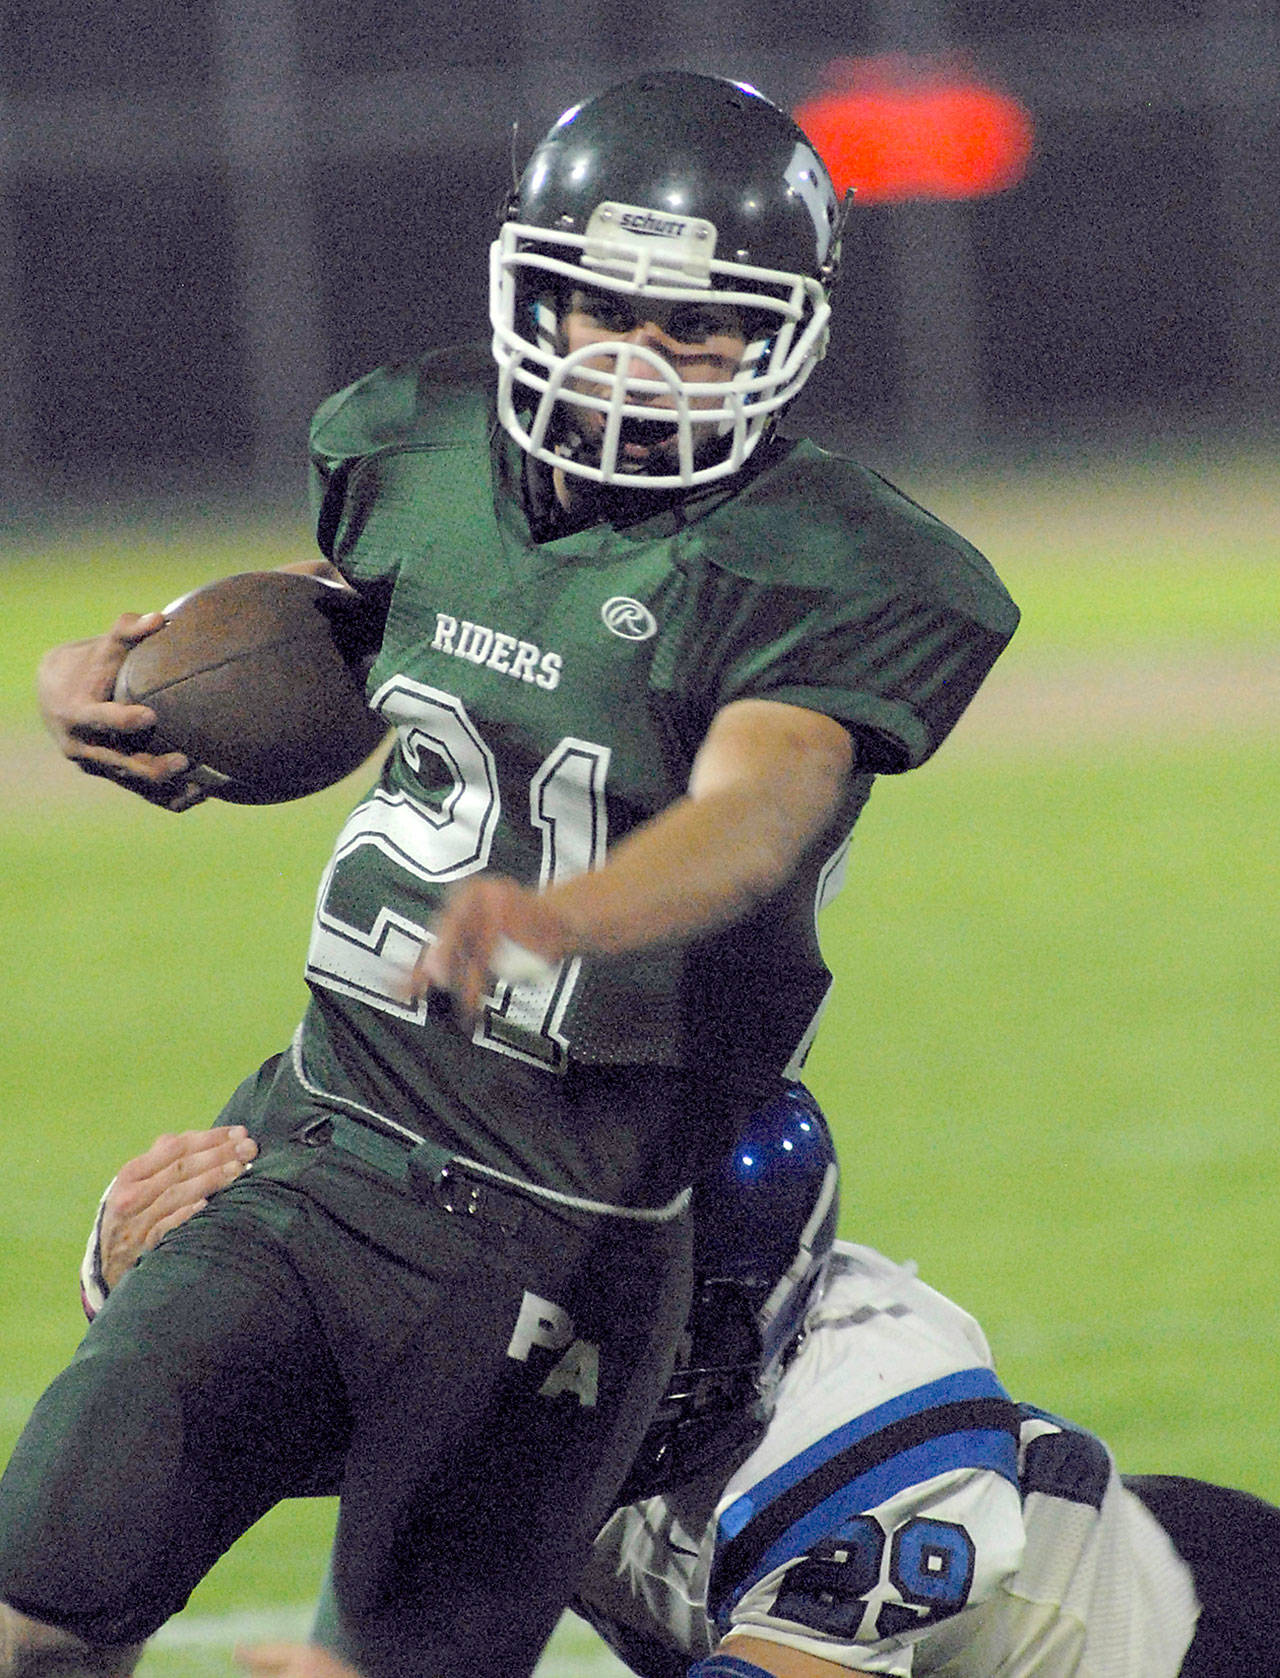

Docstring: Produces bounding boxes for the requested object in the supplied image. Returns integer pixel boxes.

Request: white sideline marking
[145,1607,629,1676]
[151,1608,312,1648]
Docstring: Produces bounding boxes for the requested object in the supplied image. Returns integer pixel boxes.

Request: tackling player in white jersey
[83,1099,1280,1678]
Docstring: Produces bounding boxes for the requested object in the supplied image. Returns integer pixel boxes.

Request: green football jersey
[294,345,1018,1192]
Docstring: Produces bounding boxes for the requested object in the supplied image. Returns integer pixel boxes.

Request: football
[114,570,388,804]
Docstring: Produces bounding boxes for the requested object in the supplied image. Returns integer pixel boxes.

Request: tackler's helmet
[490,71,843,489]
[619,1085,839,1501]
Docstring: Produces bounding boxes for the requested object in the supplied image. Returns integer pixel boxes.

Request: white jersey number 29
[305,677,610,1070]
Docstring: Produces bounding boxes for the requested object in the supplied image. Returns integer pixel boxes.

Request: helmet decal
[785,142,839,267]
[582,202,718,286]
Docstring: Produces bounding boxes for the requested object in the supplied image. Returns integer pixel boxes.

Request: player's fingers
[73,749,210,812]
[161,1124,254,1162]
[410,922,466,1000]
[415,881,559,1015]
[71,612,167,714]
[111,1132,184,1189]
[114,1128,255,1198]
[146,1152,255,1222]
[142,1200,209,1251]
[420,880,495,987]
[58,726,193,808]
[107,610,168,648]
[104,1147,245,1286]
[459,924,500,1018]
[203,1125,258,1162]
[406,939,440,999]
[116,1128,210,1178]
[157,1124,256,1164]
[398,939,432,1002]
[38,614,167,753]
[72,743,190,780]
[427,904,493,1022]
[65,700,161,745]
[442,912,482,1011]
[52,613,200,799]
[102,1149,248,1287]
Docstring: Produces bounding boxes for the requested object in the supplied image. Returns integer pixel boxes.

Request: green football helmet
[490,71,843,490]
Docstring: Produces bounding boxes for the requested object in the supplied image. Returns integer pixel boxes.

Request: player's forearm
[413,700,853,1013]
[717,1635,877,1678]
[546,780,822,955]
[547,709,852,955]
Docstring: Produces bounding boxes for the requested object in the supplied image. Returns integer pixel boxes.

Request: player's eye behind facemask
[489,70,844,491]
[617,1085,839,1502]
[566,286,771,347]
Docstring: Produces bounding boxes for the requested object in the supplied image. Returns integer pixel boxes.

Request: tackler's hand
[405,876,569,1026]
[99,1126,259,1290]
[36,613,206,810]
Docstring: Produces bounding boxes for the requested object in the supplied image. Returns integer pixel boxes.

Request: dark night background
[1,0,1276,518]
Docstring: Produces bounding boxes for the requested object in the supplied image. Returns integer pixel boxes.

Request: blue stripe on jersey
[719,1367,1010,1542]
[710,1368,1019,1622]
[734,1427,1018,1609]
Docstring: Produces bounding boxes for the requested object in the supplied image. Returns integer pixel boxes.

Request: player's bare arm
[553,698,855,947]
[414,697,854,1018]
[94,1128,259,1295]
[721,1634,875,1678]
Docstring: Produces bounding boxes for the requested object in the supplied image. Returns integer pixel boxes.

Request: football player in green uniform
[78,1113,1280,1678]
[5,72,1017,1678]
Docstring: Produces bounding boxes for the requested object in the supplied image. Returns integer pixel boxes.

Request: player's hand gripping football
[97,1126,259,1292]
[36,611,208,810]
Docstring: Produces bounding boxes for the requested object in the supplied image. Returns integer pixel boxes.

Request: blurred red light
[796,57,1035,204]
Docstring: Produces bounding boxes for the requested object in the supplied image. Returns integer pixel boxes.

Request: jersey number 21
[305,676,609,1070]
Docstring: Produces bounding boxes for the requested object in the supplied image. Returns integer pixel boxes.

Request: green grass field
[2,446,1277,1676]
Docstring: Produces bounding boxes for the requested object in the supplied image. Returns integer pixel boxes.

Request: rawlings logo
[601,597,657,641]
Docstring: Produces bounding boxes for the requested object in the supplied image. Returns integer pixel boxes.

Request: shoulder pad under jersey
[687,439,1018,637]
[309,343,493,468]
